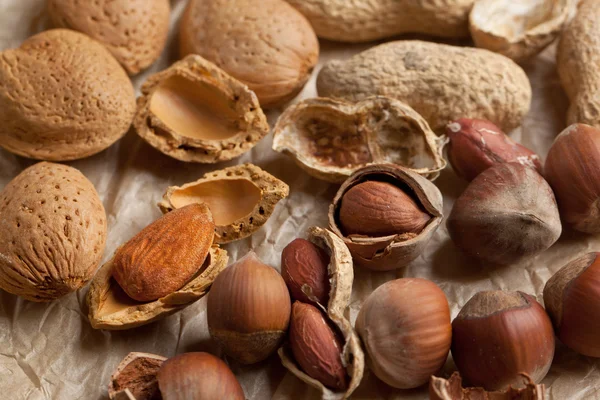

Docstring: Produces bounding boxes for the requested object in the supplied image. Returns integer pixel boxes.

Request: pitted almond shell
[278,227,364,399]
[429,372,545,400]
[87,246,228,330]
[158,163,289,244]
[134,55,269,163]
[470,0,571,62]
[329,164,443,271]
[108,352,167,400]
[272,96,446,183]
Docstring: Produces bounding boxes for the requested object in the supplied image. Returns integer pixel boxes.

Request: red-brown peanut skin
[157,352,245,400]
[545,124,600,233]
[289,302,348,391]
[451,291,555,391]
[446,118,542,181]
[281,239,330,306]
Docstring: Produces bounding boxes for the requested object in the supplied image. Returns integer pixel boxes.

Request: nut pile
[1,0,599,399]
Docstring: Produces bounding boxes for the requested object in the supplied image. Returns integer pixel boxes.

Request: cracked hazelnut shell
[108,352,166,400]
[429,372,546,400]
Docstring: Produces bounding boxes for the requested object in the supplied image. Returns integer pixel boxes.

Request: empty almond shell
[158,163,289,244]
[329,164,443,271]
[108,352,167,400]
[278,227,364,399]
[134,55,269,163]
[272,97,446,183]
[87,246,228,330]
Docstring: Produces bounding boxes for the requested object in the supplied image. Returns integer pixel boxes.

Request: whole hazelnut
[281,238,330,306]
[544,252,600,357]
[207,252,291,364]
[338,180,431,237]
[355,278,451,389]
[451,290,555,390]
[157,352,245,400]
[289,301,348,390]
[447,162,561,265]
[545,123,600,233]
[446,118,542,181]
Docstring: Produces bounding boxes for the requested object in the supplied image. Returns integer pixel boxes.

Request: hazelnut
[446,118,542,181]
[355,278,451,389]
[207,252,291,364]
[451,290,555,390]
[544,252,600,357]
[545,123,600,233]
[289,301,348,390]
[281,238,330,306]
[338,181,431,237]
[447,162,561,265]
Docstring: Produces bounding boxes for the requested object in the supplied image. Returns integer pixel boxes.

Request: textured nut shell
[429,372,545,400]
[87,246,228,330]
[158,163,289,244]
[272,96,446,183]
[285,0,474,42]
[278,227,364,400]
[557,0,600,128]
[47,0,170,75]
[134,55,269,163]
[108,352,166,400]
[470,0,570,62]
[0,29,135,161]
[179,0,319,107]
[0,162,107,302]
[317,40,531,133]
[329,164,443,271]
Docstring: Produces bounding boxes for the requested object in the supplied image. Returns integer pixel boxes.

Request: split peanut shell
[470,0,571,62]
[158,163,289,244]
[87,246,228,330]
[108,352,167,400]
[278,227,364,399]
[134,55,269,163]
[272,97,446,183]
[429,372,545,400]
[329,164,443,271]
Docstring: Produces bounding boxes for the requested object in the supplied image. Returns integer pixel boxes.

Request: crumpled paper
[0,0,599,399]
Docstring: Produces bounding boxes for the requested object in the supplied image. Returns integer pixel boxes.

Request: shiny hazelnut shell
[451,291,555,391]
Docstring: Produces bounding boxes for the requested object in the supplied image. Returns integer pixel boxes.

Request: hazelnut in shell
[451,290,555,390]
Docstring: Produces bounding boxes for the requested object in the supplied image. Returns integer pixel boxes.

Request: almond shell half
[278,226,364,399]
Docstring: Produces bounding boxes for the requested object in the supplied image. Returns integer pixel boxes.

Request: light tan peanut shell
[158,163,289,244]
[87,246,228,330]
[317,40,532,133]
[47,0,171,75]
[558,0,600,128]
[329,164,444,271]
[470,0,571,62]
[0,162,107,301]
[179,0,319,108]
[278,227,364,400]
[272,96,446,183]
[108,352,167,400]
[134,55,269,163]
[0,29,136,161]
[286,0,474,42]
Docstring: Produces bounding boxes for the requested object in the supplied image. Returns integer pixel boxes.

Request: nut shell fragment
[158,163,289,244]
[278,227,364,399]
[273,97,446,183]
[108,352,166,400]
[134,55,269,163]
[87,246,228,330]
[429,372,545,400]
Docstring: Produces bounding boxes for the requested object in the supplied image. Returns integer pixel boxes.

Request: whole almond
[289,301,348,391]
[112,203,215,302]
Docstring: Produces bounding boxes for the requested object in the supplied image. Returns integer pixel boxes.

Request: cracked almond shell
[329,164,443,271]
[278,226,364,399]
[158,163,289,244]
[87,246,228,330]
[108,352,167,400]
[0,29,136,161]
[429,372,545,400]
[470,0,571,62]
[0,162,107,301]
[134,55,269,163]
[273,96,445,183]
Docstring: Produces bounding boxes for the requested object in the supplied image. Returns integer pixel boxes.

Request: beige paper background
[0,0,599,399]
